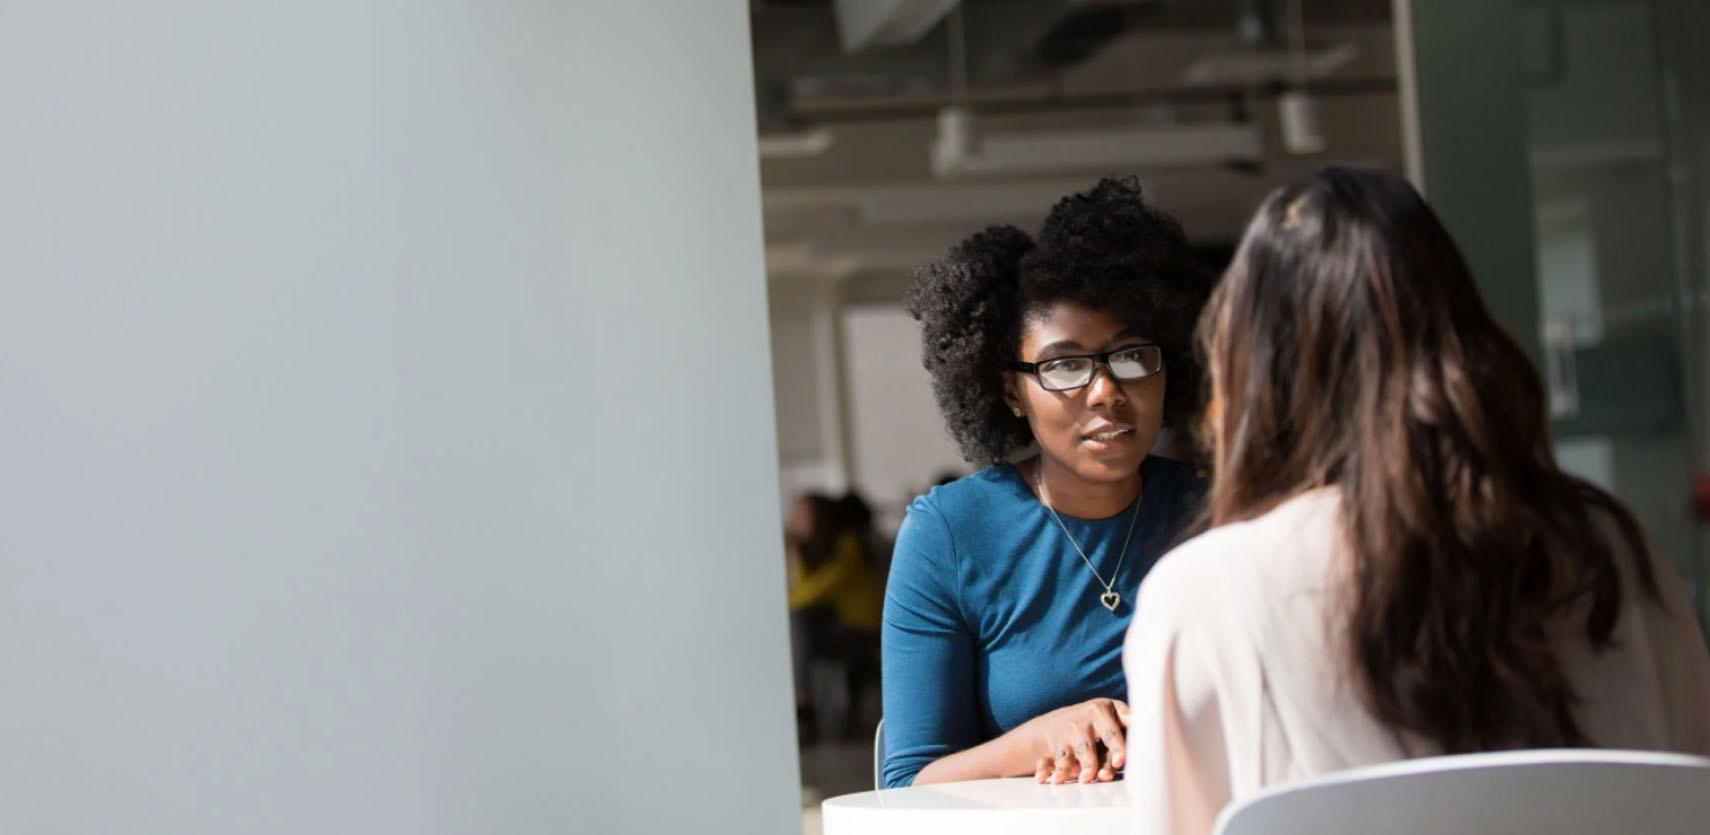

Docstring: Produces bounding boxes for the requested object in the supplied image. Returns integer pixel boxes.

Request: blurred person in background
[883,178,1213,788]
[786,491,884,743]
[1123,167,1710,835]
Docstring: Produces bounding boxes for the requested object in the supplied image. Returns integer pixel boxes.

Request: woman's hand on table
[906,696,1130,787]
[1023,697,1129,784]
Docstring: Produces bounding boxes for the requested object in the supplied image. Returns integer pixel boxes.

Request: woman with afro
[880,178,1212,789]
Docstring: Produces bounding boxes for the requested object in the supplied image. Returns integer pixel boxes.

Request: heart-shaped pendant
[1100,590,1121,612]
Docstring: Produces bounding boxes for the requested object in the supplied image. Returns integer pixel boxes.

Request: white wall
[0,3,798,833]
[841,305,967,527]
[769,279,850,508]
[767,288,967,533]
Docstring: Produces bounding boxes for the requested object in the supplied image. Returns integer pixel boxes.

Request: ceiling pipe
[784,76,1398,125]
[1278,0,1326,153]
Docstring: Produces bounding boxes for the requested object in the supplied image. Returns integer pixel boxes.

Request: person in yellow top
[786,492,885,743]
[788,521,883,630]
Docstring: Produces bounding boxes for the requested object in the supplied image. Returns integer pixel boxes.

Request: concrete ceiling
[751,0,1405,286]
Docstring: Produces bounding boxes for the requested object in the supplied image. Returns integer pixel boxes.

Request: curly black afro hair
[905,177,1213,466]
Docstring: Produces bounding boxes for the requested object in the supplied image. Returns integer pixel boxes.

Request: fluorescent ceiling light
[1180,43,1359,86]
[930,106,1261,179]
[758,128,836,159]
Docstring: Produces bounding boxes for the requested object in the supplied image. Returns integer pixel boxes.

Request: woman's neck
[1030,456,1142,520]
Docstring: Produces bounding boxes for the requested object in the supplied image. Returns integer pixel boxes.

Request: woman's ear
[1003,375,1025,418]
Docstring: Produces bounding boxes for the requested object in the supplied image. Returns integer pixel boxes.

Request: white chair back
[1215,749,1710,835]
[872,719,885,790]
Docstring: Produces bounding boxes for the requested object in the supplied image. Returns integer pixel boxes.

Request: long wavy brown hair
[1198,166,1658,752]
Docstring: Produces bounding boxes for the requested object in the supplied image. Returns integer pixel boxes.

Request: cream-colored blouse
[1122,489,1710,835]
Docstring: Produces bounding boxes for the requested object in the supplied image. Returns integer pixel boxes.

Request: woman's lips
[1084,428,1133,442]
[1081,426,1135,452]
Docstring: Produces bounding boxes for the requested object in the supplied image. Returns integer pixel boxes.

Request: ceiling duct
[753,0,1382,131]
[1028,0,1170,68]
[788,1,1162,84]
[755,2,1165,129]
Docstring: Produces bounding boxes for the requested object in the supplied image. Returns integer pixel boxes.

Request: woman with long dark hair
[1122,167,1710,835]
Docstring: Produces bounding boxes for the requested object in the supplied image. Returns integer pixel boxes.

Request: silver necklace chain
[1036,463,1142,612]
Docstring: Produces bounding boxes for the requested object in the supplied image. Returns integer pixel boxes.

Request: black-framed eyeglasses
[1009,344,1163,392]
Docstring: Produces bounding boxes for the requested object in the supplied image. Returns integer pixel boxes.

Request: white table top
[822,777,1131,835]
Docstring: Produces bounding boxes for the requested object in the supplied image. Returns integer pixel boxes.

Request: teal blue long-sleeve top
[880,455,1200,788]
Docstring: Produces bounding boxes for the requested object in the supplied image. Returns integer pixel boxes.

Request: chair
[1214,749,1710,835]
[872,718,885,790]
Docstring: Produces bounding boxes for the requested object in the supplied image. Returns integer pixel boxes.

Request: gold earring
[1011,406,1024,417]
